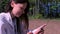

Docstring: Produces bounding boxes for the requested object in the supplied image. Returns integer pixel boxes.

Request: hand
[27,31,33,34]
[32,24,47,34]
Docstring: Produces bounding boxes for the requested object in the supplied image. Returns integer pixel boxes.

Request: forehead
[15,3,27,7]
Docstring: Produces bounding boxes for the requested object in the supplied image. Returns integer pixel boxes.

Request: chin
[15,14,22,18]
[15,15,19,18]
[16,15,21,18]
[16,16,20,17]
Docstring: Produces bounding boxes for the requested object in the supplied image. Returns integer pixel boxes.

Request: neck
[10,12,15,19]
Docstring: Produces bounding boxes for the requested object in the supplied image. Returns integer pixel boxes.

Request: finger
[41,28,44,32]
[39,28,44,33]
[37,30,44,34]
[39,24,47,29]
[32,24,47,34]
[41,31,44,34]
[27,31,33,34]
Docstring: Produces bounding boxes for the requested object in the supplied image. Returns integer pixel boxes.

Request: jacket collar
[6,12,14,28]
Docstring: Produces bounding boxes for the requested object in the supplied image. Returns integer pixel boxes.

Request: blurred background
[0,0,60,34]
[0,0,60,19]
[28,0,60,19]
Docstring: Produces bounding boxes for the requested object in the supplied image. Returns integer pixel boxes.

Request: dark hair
[5,0,29,12]
[5,0,29,34]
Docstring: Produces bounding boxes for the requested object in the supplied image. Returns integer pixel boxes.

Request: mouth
[16,12,23,17]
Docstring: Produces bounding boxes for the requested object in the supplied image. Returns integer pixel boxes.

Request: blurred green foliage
[0,0,9,12]
[0,0,60,19]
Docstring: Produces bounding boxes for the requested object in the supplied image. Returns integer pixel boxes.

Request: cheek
[13,7,20,13]
[13,8,23,15]
[13,5,24,15]
[15,7,20,11]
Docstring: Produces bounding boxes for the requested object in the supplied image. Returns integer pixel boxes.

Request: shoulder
[0,13,6,25]
[0,12,10,20]
[0,12,6,19]
[0,12,9,25]
[0,12,12,32]
[0,13,9,30]
[0,13,6,22]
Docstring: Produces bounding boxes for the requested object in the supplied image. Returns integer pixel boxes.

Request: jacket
[0,12,15,34]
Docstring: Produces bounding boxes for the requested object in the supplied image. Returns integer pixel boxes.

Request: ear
[11,1,15,8]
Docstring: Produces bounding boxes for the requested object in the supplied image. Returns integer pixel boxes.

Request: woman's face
[11,1,27,17]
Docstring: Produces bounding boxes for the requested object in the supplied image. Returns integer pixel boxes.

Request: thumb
[27,31,33,34]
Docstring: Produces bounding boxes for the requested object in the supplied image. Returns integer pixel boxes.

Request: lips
[16,12,22,17]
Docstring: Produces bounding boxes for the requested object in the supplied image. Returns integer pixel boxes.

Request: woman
[0,0,46,34]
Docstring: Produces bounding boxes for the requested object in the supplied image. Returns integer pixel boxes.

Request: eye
[21,7,23,9]
[20,7,25,10]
